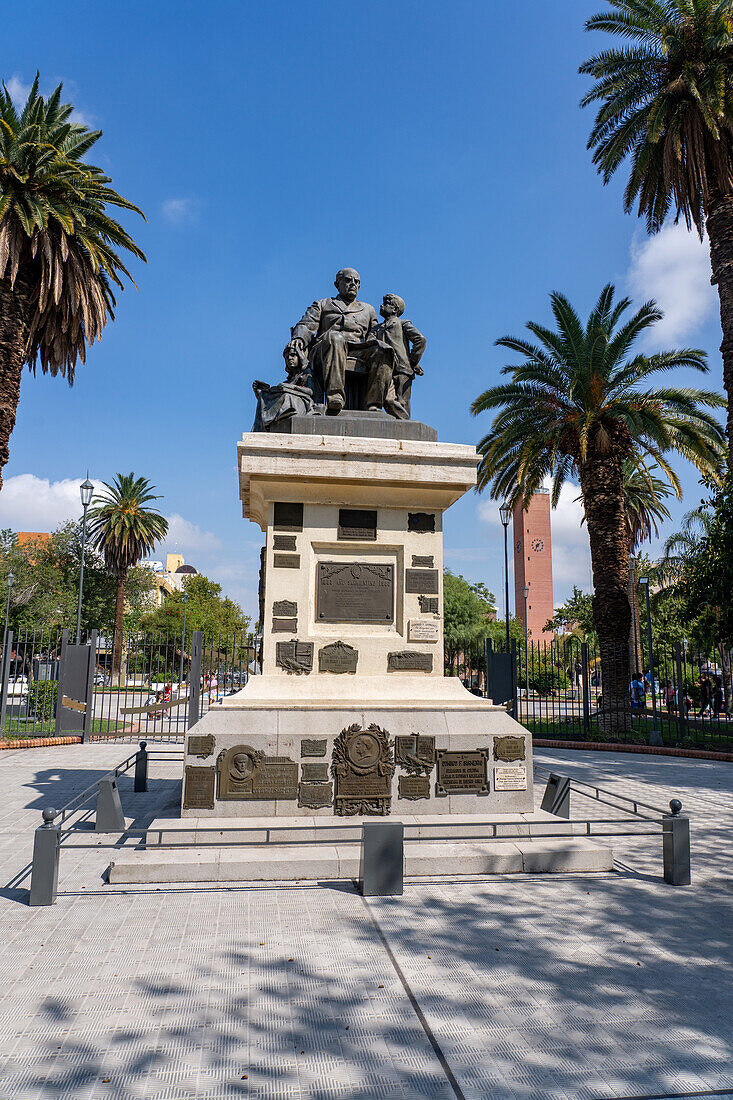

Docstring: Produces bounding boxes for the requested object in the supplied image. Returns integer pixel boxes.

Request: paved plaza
[0,742,731,1100]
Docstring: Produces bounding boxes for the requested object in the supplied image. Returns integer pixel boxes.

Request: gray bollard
[540,773,570,818]
[663,799,691,885]
[29,809,60,906]
[360,821,404,897]
[134,740,148,793]
[95,777,125,832]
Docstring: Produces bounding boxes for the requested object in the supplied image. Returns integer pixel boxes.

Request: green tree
[87,474,167,682]
[0,77,145,490]
[471,285,725,727]
[142,573,251,640]
[545,586,597,645]
[580,0,733,445]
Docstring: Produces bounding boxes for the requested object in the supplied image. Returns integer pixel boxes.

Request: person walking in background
[664,679,676,714]
[699,674,711,717]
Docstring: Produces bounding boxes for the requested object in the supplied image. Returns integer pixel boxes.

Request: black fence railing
[446,635,733,751]
[0,628,259,742]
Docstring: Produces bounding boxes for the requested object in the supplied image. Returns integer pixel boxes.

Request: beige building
[142,553,198,607]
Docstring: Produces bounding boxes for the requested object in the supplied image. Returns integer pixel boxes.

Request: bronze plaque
[301,762,329,781]
[399,775,431,801]
[274,501,303,531]
[412,555,434,568]
[405,569,439,594]
[388,651,433,672]
[332,723,394,816]
[273,535,297,552]
[435,749,490,796]
[183,765,215,810]
[318,641,358,673]
[419,595,440,614]
[276,641,313,673]
[298,781,333,809]
[301,738,327,757]
[274,553,300,569]
[272,617,297,633]
[188,734,215,759]
[317,562,394,623]
[493,735,526,762]
[408,512,435,533]
[217,745,298,801]
[338,508,377,540]
[395,734,435,774]
[273,599,297,617]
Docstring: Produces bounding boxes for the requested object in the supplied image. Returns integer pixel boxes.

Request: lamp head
[499,503,511,527]
[80,477,94,508]
[7,572,14,587]
[639,577,649,587]
[523,585,529,599]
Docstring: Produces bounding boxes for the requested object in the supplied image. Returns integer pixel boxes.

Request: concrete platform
[108,810,611,883]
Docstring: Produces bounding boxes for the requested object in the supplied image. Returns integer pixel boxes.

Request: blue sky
[1,0,723,620]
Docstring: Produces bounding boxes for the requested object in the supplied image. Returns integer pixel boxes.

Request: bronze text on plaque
[395,734,435,774]
[318,641,358,673]
[338,509,377,540]
[183,765,216,810]
[298,781,334,809]
[493,735,526,762]
[398,775,431,801]
[388,651,433,672]
[276,641,313,673]
[217,745,298,801]
[274,553,300,569]
[272,617,297,633]
[435,749,490,796]
[405,569,439,594]
[418,595,440,614]
[273,501,303,531]
[301,763,329,781]
[301,738,327,757]
[411,555,435,568]
[408,512,435,533]
[331,723,394,816]
[273,535,297,552]
[317,562,394,623]
[273,599,297,617]
[188,734,215,759]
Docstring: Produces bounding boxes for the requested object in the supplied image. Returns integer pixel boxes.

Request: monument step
[108,836,612,884]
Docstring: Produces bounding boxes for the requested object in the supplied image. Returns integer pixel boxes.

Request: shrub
[528,667,569,696]
[28,680,58,723]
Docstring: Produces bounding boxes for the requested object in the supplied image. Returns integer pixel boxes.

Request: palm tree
[472,285,725,727]
[87,474,167,683]
[580,0,733,446]
[0,75,145,489]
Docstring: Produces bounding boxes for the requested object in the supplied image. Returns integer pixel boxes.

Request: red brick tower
[513,490,555,641]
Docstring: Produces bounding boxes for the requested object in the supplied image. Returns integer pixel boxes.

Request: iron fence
[0,628,258,742]
[447,635,733,751]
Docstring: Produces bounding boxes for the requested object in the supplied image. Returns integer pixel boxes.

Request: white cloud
[162,197,199,224]
[5,74,31,105]
[0,473,99,531]
[165,514,221,553]
[627,223,717,346]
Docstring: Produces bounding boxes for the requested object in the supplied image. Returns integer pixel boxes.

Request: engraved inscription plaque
[276,640,313,673]
[494,765,528,791]
[272,617,297,633]
[188,734,215,759]
[273,535,297,552]
[319,641,358,673]
[412,555,435,568]
[398,775,431,800]
[183,765,215,809]
[317,562,394,623]
[301,738,327,757]
[408,512,436,533]
[405,569,439,594]
[301,762,329,781]
[493,735,526,762]
[217,745,298,800]
[274,553,300,569]
[388,651,433,672]
[298,781,334,809]
[274,501,303,531]
[338,508,377,540]
[273,600,297,617]
[395,734,435,774]
[419,595,440,614]
[435,749,490,796]
[331,723,394,816]
[408,619,440,643]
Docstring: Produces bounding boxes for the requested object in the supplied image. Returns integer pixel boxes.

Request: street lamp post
[3,572,14,653]
[499,503,511,653]
[523,584,529,717]
[76,477,94,643]
[639,577,657,724]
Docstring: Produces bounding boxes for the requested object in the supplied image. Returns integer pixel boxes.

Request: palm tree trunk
[111,571,127,685]
[706,193,733,448]
[0,270,32,491]
[579,451,632,732]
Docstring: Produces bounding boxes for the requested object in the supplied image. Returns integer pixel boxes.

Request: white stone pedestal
[181,429,535,819]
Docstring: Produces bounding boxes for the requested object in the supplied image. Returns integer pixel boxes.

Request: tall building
[513,490,554,641]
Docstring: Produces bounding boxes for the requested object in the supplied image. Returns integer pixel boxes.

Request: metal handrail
[533,763,668,818]
[44,746,183,825]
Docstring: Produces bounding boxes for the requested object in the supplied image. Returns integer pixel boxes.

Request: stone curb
[0,735,83,751]
[533,737,733,762]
